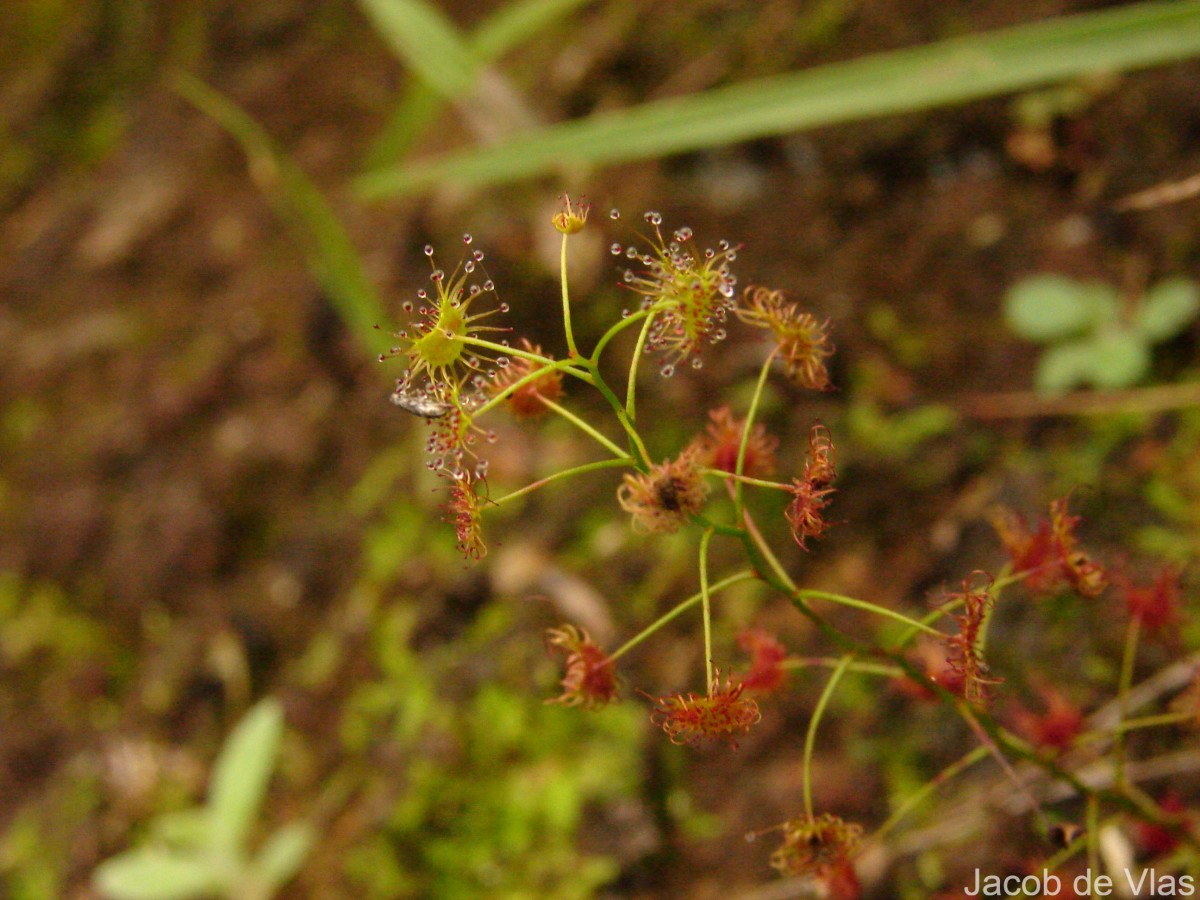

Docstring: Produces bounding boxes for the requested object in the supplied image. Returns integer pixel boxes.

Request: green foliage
[93,699,313,900]
[340,604,643,899]
[356,0,1200,196]
[362,0,592,166]
[1004,273,1199,392]
[170,73,393,353]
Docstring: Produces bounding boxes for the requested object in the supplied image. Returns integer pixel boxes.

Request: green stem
[585,364,652,466]
[803,654,853,819]
[783,657,903,678]
[625,311,658,421]
[537,395,629,458]
[1114,710,1194,732]
[1086,795,1101,879]
[1114,615,1142,792]
[795,589,944,638]
[700,528,715,691]
[873,745,990,841]
[886,605,957,652]
[490,457,634,507]
[735,350,776,517]
[707,470,790,492]
[1071,710,1196,749]
[738,505,796,592]
[958,701,1049,833]
[590,307,652,365]
[454,335,555,367]
[885,568,1016,653]
[608,571,756,661]
[472,362,565,417]
[560,233,579,359]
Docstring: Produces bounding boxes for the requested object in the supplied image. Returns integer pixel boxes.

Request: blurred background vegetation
[2,0,1199,897]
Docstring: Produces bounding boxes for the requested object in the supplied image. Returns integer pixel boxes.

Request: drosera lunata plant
[92,698,313,900]
[381,196,1200,893]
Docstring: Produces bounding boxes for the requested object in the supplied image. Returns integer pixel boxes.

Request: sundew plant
[381,196,1198,894]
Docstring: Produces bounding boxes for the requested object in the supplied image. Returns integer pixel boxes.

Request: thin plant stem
[958,700,1050,834]
[1069,710,1196,750]
[560,232,579,359]
[625,311,657,421]
[795,589,944,638]
[709,470,790,492]
[885,566,1020,652]
[608,570,756,661]
[782,657,903,678]
[471,362,563,417]
[803,654,853,820]
[584,365,652,466]
[590,307,651,365]
[489,457,634,507]
[873,745,990,841]
[456,335,592,382]
[700,528,715,692]
[887,605,955,652]
[1086,794,1101,878]
[1113,711,1193,733]
[735,350,776,517]
[1114,615,1143,791]
[537,395,629,458]
[738,505,796,592]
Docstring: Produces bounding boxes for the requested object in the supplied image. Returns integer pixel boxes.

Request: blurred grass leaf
[357,0,480,98]
[357,0,1200,197]
[208,698,283,856]
[172,72,393,350]
[365,0,592,166]
[472,0,592,59]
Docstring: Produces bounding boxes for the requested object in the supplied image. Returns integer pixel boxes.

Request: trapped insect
[390,388,451,419]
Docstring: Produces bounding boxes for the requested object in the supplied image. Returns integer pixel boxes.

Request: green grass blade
[363,80,449,170]
[471,0,593,59]
[363,0,592,168]
[356,0,480,98]
[357,0,1200,198]
[172,72,393,350]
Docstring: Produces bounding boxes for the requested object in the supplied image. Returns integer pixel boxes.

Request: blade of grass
[356,0,480,98]
[472,0,593,59]
[172,72,393,351]
[364,0,592,167]
[357,0,1200,198]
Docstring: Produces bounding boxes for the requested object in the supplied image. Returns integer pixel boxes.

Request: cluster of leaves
[1004,273,1199,392]
[339,604,644,898]
[93,700,312,900]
